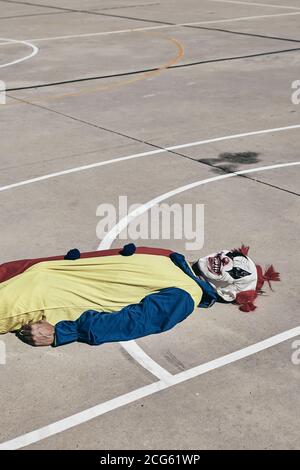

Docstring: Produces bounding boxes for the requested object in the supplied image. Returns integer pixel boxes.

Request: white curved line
[1,325,299,449]
[119,341,174,383]
[0,37,38,68]
[98,161,300,249]
[1,124,300,193]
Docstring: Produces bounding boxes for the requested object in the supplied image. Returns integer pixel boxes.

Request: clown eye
[227,267,251,279]
[226,251,247,260]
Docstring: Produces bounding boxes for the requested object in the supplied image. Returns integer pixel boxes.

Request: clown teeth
[208,255,221,275]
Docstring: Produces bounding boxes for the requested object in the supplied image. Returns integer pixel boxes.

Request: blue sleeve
[54,287,195,347]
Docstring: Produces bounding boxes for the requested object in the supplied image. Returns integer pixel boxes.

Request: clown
[0,244,279,347]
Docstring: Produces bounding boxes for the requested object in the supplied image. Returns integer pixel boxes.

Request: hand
[18,320,55,346]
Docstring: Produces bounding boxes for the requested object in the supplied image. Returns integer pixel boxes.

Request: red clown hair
[233,244,280,312]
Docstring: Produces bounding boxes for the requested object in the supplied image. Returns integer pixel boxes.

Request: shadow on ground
[198,151,261,173]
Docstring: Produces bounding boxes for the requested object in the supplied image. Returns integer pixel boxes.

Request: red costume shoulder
[0,245,173,284]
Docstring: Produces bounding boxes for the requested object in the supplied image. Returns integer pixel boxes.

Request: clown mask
[195,250,258,302]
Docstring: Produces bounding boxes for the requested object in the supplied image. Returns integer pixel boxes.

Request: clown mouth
[208,254,222,275]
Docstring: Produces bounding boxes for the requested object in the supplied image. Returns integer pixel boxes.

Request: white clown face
[196,249,258,302]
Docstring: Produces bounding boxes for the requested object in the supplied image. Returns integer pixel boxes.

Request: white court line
[1,123,300,193]
[1,325,299,449]
[0,10,299,45]
[0,37,39,68]
[210,0,300,11]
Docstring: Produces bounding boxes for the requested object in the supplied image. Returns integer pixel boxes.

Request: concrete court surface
[0,0,299,450]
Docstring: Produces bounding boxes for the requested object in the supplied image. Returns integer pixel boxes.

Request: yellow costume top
[0,253,203,333]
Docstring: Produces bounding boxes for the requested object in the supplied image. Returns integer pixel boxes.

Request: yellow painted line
[45,33,184,98]
[5,32,184,108]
